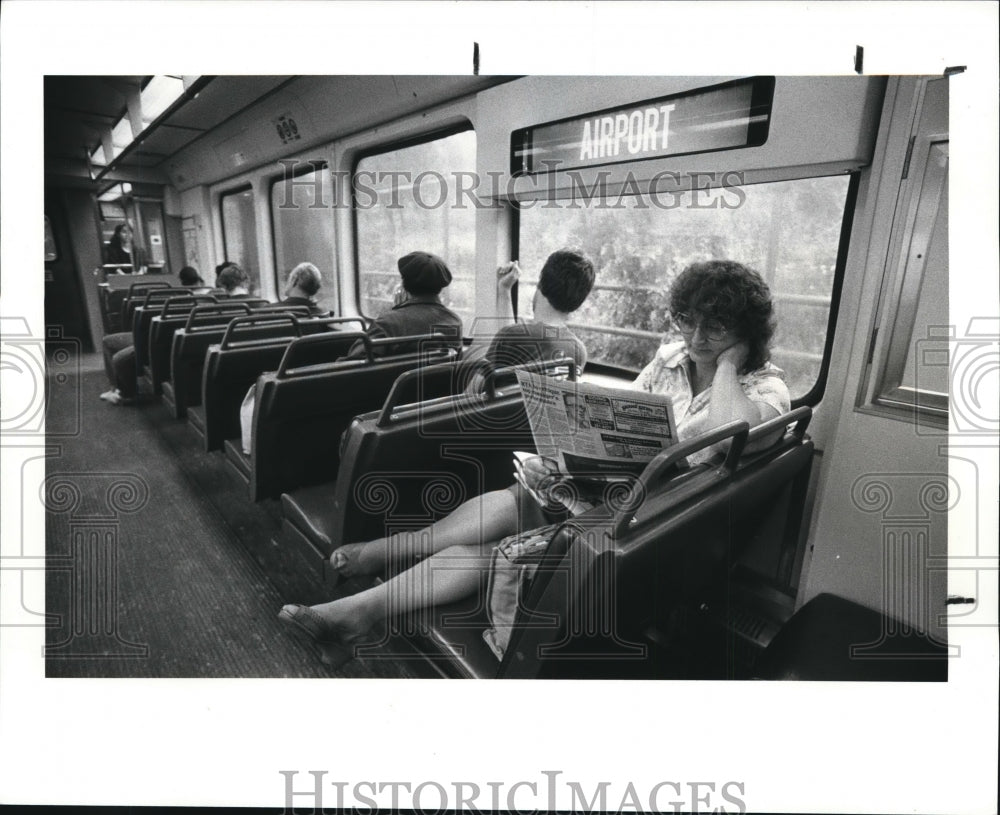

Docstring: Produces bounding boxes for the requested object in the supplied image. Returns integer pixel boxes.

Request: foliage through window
[517,175,851,400]
[271,163,336,314]
[354,130,476,333]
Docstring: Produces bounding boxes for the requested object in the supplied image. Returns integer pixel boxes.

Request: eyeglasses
[672,312,731,342]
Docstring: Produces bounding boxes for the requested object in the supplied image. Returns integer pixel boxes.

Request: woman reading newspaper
[278,260,790,667]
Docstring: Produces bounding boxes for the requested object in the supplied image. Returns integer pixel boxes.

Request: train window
[516,174,852,400]
[220,186,260,293]
[354,128,476,332]
[270,161,336,314]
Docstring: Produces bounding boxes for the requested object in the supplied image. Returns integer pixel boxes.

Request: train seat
[276,359,566,573]
[232,333,461,502]
[280,483,335,555]
[198,316,364,452]
[162,303,255,417]
[223,438,253,481]
[403,589,498,678]
[126,286,190,356]
[141,294,218,394]
[753,592,948,681]
[105,279,173,335]
[401,409,815,679]
[165,304,303,419]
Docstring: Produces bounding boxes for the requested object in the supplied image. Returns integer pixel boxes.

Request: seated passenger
[178,265,211,293]
[280,262,328,316]
[99,264,206,405]
[213,262,231,287]
[477,249,595,379]
[278,259,791,666]
[235,262,330,453]
[346,251,462,358]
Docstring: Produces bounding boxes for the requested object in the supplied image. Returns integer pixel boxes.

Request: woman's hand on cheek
[717,340,750,371]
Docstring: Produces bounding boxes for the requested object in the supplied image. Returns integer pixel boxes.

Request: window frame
[795,171,859,408]
[219,183,257,286]
[856,77,950,429]
[349,122,475,322]
[268,158,332,300]
[510,170,859,407]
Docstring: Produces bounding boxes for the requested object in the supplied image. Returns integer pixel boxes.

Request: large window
[354,129,476,333]
[517,175,852,400]
[220,187,260,293]
[271,162,337,314]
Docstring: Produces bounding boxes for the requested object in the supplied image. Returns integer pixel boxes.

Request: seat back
[215,296,272,308]
[144,294,218,391]
[200,316,365,451]
[106,280,172,334]
[166,302,269,417]
[329,358,573,547]
[729,406,814,591]
[249,336,460,501]
[395,408,814,679]
[126,287,189,349]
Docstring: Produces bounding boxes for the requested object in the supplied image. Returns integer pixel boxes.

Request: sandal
[278,604,373,668]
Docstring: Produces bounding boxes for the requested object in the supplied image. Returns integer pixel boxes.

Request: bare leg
[281,542,491,664]
[333,486,518,577]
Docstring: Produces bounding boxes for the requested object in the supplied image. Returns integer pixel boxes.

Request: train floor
[43,352,428,679]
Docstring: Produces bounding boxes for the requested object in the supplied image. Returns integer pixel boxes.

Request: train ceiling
[43,75,511,191]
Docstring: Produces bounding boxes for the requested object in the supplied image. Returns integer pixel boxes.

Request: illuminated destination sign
[511,77,774,174]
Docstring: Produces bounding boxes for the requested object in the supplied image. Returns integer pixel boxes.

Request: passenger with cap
[347,251,462,358]
[280,262,328,316]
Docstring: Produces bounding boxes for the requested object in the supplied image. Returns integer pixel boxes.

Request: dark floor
[44,353,427,678]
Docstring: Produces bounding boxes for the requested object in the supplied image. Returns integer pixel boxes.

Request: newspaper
[513,370,681,507]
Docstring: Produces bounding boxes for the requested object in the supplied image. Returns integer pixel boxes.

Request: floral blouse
[632,341,791,465]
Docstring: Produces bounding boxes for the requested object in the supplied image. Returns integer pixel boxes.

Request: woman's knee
[103,332,132,355]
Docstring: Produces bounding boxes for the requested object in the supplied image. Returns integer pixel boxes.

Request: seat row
[127,289,461,504]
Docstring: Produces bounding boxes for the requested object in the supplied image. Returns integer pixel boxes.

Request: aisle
[43,355,421,678]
